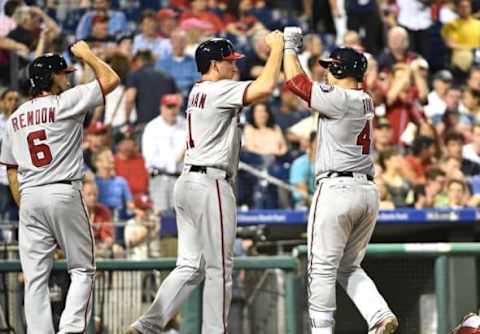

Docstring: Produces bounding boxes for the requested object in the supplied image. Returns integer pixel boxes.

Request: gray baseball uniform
[132,79,250,334]
[306,83,394,330]
[0,80,104,334]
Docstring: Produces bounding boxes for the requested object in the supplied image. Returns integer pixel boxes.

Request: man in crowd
[156,28,200,100]
[76,0,128,40]
[125,50,179,130]
[142,94,185,211]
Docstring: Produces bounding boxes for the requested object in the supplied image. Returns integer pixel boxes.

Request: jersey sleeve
[57,80,105,119]
[0,128,17,167]
[214,80,252,110]
[310,83,347,119]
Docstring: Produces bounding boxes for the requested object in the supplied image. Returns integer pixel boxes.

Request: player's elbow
[100,73,120,95]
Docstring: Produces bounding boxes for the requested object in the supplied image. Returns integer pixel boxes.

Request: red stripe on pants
[215,180,226,333]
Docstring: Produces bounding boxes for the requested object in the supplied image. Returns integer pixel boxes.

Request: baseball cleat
[368,316,399,334]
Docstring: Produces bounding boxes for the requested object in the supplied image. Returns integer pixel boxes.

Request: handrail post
[435,256,449,334]
[284,269,299,334]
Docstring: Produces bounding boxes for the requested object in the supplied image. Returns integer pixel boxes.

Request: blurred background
[1,0,480,333]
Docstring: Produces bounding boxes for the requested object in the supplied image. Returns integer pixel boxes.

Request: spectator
[125,50,178,128]
[289,131,316,208]
[424,70,453,119]
[102,52,136,129]
[83,121,109,173]
[181,17,214,57]
[142,94,185,211]
[344,0,383,55]
[155,28,200,99]
[239,29,270,80]
[124,194,160,260]
[396,0,433,59]
[415,168,448,208]
[180,0,225,34]
[467,66,480,91]
[403,135,436,185]
[384,61,428,145]
[83,14,116,48]
[463,122,480,164]
[115,32,134,60]
[82,181,115,257]
[155,8,178,39]
[132,9,171,61]
[446,178,469,208]
[298,33,323,77]
[378,148,412,207]
[273,85,310,135]
[224,0,264,38]
[376,177,396,210]
[442,0,480,72]
[460,86,480,122]
[8,5,60,53]
[440,155,466,180]
[342,30,364,52]
[0,88,19,222]
[378,26,420,72]
[0,0,20,37]
[76,0,128,40]
[307,54,325,82]
[244,103,288,157]
[444,131,480,176]
[94,148,134,222]
[114,129,149,198]
[372,117,395,160]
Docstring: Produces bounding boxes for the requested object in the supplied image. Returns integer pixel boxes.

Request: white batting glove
[283,26,303,53]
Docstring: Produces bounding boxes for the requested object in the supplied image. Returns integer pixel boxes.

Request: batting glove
[283,26,303,53]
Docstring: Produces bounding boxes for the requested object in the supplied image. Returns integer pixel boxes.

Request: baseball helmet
[450,313,480,334]
[195,38,244,74]
[29,54,76,92]
[319,47,367,81]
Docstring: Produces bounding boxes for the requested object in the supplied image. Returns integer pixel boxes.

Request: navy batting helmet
[29,54,75,92]
[319,47,367,81]
[195,38,244,74]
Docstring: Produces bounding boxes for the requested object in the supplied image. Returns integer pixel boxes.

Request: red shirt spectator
[180,0,224,33]
[114,131,149,196]
[403,136,436,185]
[92,203,114,243]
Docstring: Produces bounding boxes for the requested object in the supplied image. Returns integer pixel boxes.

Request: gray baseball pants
[133,168,236,334]
[19,182,95,334]
[308,176,394,331]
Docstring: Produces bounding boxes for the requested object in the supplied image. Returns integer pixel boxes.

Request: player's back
[0,81,103,190]
[183,79,250,177]
[311,83,375,177]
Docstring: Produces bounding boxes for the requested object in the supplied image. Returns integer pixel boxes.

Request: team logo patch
[319,83,334,93]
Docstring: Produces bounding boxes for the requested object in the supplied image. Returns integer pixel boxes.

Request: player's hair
[444,131,465,144]
[4,0,21,17]
[247,103,276,129]
[139,9,156,23]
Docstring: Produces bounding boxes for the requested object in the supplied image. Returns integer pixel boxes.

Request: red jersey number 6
[356,121,371,155]
[27,130,52,167]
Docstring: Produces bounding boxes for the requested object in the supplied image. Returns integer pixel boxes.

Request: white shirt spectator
[104,85,137,127]
[397,0,432,30]
[424,91,447,118]
[142,115,186,173]
[463,144,480,164]
[132,34,171,60]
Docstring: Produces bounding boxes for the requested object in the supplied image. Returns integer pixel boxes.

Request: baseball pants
[19,182,95,334]
[133,168,236,334]
[307,176,394,331]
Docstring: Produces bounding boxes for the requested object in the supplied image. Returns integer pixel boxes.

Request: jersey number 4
[27,130,52,167]
[356,121,371,155]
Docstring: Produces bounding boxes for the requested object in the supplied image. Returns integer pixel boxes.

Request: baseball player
[282,27,398,334]
[0,42,119,334]
[128,32,284,334]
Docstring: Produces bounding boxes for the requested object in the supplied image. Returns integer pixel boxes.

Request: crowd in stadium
[1,0,480,252]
